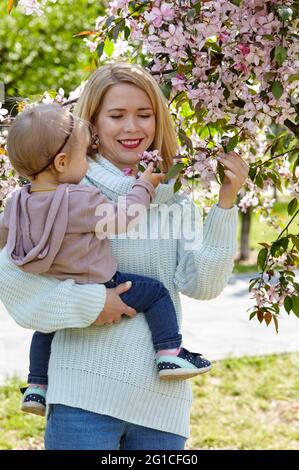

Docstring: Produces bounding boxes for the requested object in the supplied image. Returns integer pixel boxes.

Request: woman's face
[95,83,156,170]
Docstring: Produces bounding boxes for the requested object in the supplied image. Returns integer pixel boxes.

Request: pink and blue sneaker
[20,385,47,416]
[156,347,212,380]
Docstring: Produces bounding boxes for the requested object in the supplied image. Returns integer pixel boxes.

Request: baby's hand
[149,172,166,188]
[140,162,165,188]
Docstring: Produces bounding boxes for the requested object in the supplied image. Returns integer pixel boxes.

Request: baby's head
[7,103,90,184]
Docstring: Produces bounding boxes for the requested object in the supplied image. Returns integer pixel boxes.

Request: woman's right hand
[140,162,165,188]
[92,281,137,326]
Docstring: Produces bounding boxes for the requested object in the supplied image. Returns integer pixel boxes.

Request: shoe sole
[159,365,212,380]
[21,403,46,417]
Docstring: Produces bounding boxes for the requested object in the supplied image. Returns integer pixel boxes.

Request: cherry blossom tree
[1,0,299,330]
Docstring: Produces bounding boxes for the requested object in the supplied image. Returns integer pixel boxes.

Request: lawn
[189,353,299,450]
[1,353,298,450]
[233,199,290,274]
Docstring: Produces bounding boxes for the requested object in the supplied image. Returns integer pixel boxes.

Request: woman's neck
[101,155,138,177]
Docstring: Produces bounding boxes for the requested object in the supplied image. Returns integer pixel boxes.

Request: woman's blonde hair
[75,62,178,172]
[7,103,88,179]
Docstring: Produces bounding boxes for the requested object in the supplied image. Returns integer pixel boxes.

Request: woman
[0,63,248,450]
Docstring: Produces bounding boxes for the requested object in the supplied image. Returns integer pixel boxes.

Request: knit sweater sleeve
[173,195,238,300]
[0,249,106,333]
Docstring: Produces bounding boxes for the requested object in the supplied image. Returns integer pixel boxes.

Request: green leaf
[124,26,131,40]
[272,81,283,100]
[291,235,299,251]
[111,21,123,41]
[173,179,182,193]
[292,296,299,317]
[217,161,225,184]
[249,311,257,320]
[160,83,172,100]
[104,38,114,57]
[270,241,280,257]
[257,248,268,270]
[284,296,293,314]
[223,85,230,99]
[226,135,238,153]
[274,46,287,67]
[165,163,184,181]
[255,173,264,189]
[97,42,105,59]
[105,15,115,29]
[249,166,257,182]
[279,237,289,251]
[264,72,276,81]
[178,130,193,149]
[187,8,196,20]
[288,72,299,83]
[288,198,298,216]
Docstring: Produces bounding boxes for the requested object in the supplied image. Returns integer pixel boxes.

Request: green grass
[246,201,289,251]
[233,200,289,274]
[1,353,299,450]
[188,353,299,450]
[0,377,45,450]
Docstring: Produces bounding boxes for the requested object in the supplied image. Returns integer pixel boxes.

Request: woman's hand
[218,151,249,209]
[140,162,165,188]
[93,281,137,326]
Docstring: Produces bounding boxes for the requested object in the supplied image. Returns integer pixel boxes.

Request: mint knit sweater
[0,156,238,438]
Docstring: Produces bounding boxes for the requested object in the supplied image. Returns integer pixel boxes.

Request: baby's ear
[54,153,68,172]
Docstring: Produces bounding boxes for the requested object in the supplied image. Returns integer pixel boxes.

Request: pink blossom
[171,74,187,92]
[234,62,249,75]
[144,4,175,28]
[218,32,230,44]
[237,43,250,56]
[139,150,163,168]
[160,25,187,48]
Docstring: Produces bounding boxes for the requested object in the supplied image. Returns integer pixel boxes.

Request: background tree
[1,0,299,330]
[0,0,104,98]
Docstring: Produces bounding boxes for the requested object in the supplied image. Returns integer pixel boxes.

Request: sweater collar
[87,154,175,205]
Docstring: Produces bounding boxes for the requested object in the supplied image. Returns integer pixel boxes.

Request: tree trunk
[238,208,251,261]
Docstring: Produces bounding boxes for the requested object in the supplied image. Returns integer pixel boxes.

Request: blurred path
[1,272,299,384]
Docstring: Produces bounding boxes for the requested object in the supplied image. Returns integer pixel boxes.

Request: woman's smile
[117,138,144,149]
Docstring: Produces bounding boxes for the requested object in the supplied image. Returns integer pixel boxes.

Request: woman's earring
[88,134,100,157]
[91,134,100,150]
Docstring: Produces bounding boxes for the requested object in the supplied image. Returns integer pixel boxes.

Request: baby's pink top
[0,180,155,284]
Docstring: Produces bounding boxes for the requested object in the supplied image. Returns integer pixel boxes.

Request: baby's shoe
[156,347,212,380]
[20,385,47,416]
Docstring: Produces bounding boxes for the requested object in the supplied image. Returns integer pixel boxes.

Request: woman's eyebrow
[107,107,153,112]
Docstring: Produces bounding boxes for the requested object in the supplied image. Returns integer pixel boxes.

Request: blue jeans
[45,405,186,450]
[28,270,182,384]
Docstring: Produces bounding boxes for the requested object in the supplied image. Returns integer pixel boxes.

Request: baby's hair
[7,103,90,179]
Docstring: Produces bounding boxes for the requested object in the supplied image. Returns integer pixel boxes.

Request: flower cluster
[94,0,298,135]
[138,149,163,169]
